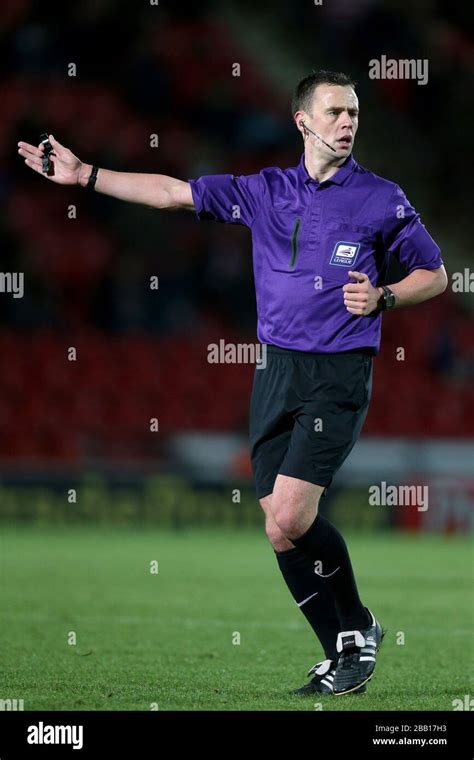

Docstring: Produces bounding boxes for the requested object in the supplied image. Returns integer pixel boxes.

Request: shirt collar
[298,152,357,186]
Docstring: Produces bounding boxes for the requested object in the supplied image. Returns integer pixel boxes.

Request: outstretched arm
[17,135,194,211]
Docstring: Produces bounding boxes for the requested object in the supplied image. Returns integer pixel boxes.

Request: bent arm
[379,265,448,308]
[78,163,194,211]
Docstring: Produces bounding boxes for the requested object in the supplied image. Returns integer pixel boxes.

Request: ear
[299,120,308,138]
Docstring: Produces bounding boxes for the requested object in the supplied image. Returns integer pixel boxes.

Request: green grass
[1,525,472,711]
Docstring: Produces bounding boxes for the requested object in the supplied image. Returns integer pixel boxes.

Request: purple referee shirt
[188,153,443,354]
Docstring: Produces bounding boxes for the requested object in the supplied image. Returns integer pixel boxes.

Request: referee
[18,69,447,696]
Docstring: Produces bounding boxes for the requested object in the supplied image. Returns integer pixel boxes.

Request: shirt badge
[329,241,360,267]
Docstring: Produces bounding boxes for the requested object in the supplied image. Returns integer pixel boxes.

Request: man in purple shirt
[18,70,447,698]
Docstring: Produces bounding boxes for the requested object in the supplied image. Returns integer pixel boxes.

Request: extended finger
[48,135,65,156]
[18,149,44,169]
[18,146,45,165]
[18,141,44,157]
[22,154,49,174]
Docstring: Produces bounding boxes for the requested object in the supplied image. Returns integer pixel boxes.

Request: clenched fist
[342,270,382,316]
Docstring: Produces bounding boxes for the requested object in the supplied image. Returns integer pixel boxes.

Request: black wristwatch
[378,285,396,311]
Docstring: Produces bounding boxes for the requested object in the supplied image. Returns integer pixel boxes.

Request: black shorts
[249,345,373,499]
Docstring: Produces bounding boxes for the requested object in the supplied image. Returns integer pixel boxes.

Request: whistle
[39,133,53,173]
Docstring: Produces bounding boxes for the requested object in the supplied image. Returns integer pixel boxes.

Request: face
[299,84,359,157]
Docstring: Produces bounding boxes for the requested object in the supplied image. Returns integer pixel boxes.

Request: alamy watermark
[369,55,429,85]
[0,697,24,710]
[452,694,474,710]
[207,340,267,369]
[0,272,24,298]
[369,481,429,512]
[27,721,83,750]
[452,268,474,293]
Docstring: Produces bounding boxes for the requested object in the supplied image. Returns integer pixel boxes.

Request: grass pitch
[1,524,472,711]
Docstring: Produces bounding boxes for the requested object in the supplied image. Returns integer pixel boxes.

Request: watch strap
[87,165,99,190]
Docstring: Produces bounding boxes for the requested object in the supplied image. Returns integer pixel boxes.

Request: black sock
[275,546,340,661]
[291,513,370,631]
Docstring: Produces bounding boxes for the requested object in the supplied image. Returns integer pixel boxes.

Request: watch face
[385,289,396,308]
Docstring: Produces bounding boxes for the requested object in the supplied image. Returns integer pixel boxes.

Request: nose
[339,111,354,131]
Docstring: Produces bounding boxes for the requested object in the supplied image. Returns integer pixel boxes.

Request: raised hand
[17,135,83,186]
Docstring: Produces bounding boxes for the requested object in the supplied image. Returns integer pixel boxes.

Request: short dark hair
[291,70,357,118]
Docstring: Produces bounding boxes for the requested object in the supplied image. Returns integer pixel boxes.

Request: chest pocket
[266,210,306,273]
[321,218,376,283]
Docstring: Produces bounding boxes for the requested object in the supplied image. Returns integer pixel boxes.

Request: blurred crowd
[0,0,472,460]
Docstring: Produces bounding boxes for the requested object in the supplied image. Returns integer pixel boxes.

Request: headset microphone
[299,121,337,153]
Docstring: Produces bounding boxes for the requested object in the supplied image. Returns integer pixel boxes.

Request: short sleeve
[187,173,264,227]
[382,185,443,273]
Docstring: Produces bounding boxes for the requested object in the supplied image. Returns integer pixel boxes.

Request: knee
[272,497,316,540]
[272,506,300,539]
[269,478,324,540]
[264,518,294,553]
